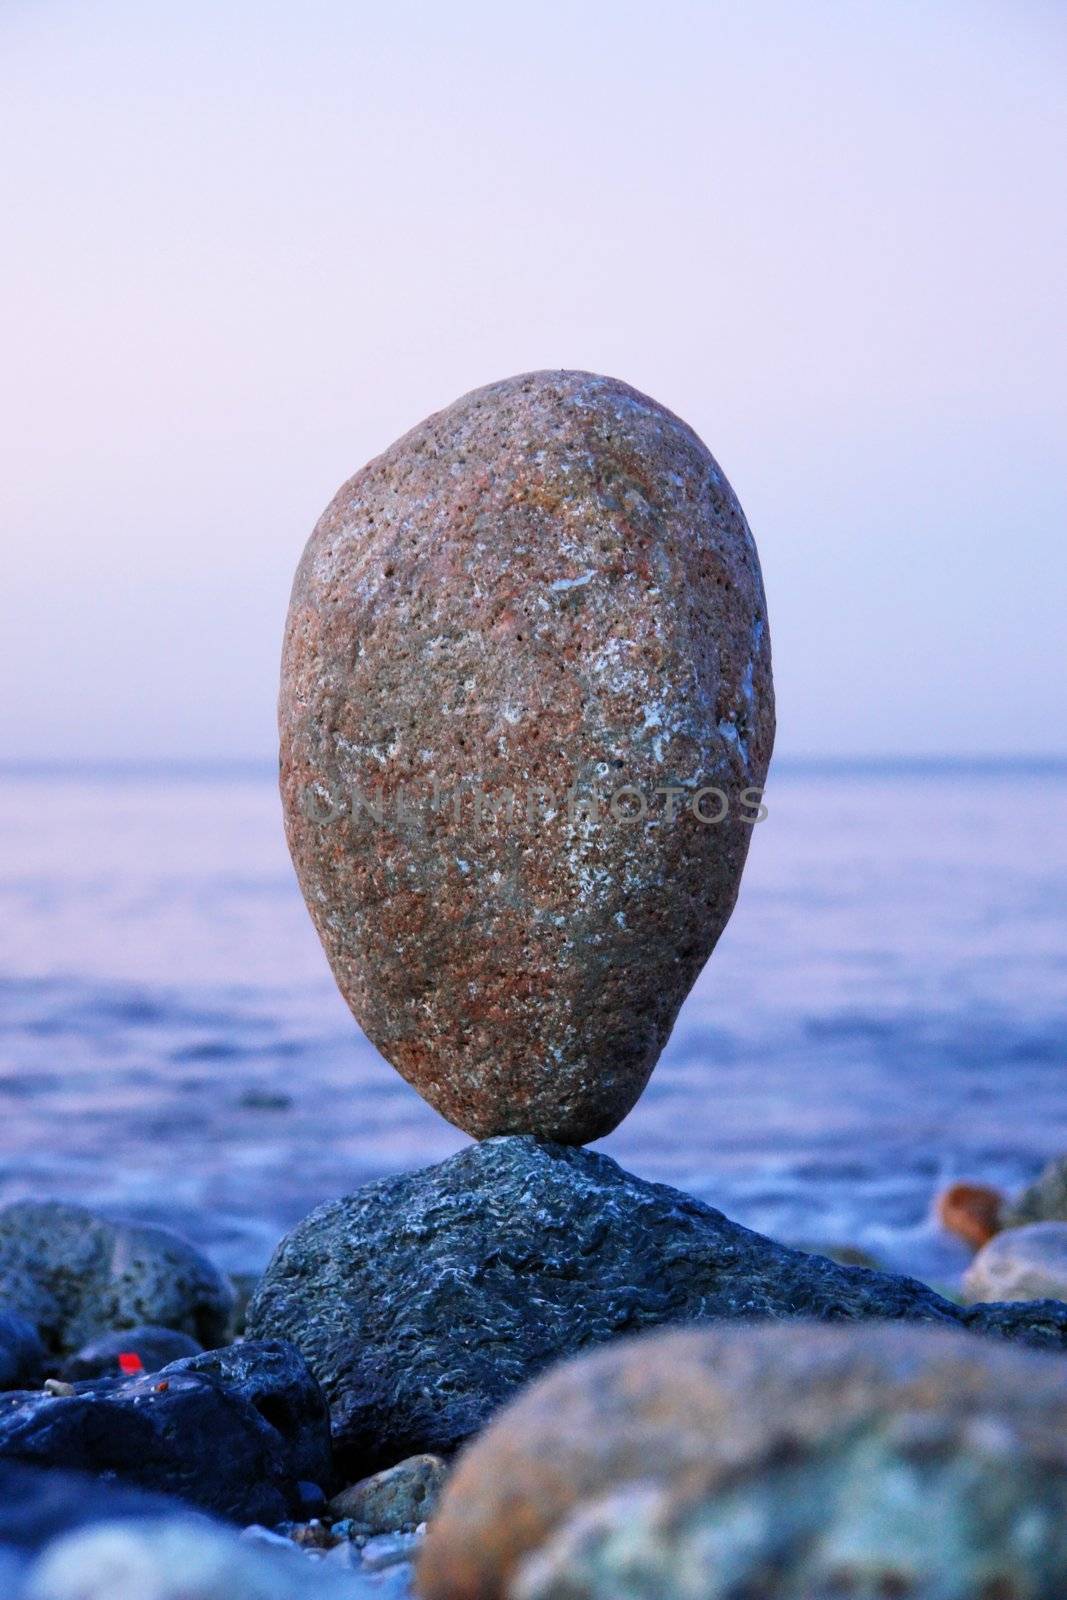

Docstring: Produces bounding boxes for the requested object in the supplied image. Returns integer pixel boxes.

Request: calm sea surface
[0,763,1064,1287]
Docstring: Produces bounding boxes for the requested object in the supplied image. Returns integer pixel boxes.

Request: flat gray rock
[246,1137,1067,1475]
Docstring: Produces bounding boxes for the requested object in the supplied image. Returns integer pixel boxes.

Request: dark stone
[0,1200,234,1356]
[61,1325,202,1381]
[169,1340,333,1493]
[0,1461,213,1554]
[0,1339,332,1524]
[0,1310,45,1391]
[246,1138,1067,1476]
[961,1297,1067,1346]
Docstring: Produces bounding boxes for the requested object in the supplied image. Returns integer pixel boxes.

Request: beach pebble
[0,1201,234,1356]
[0,1310,45,1391]
[242,1524,303,1553]
[0,1340,331,1524]
[358,1533,422,1573]
[418,1322,1067,1600]
[328,1455,447,1534]
[936,1180,1004,1250]
[247,1136,1067,1477]
[62,1325,202,1381]
[1005,1154,1067,1228]
[280,370,774,1144]
[964,1220,1067,1305]
[23,1516,384,1599]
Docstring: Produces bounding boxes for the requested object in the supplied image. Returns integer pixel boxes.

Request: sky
[1,0,1064,763]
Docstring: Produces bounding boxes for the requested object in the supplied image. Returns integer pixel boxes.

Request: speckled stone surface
[245,1138,1067,1478]
[280,371,774,1143]
[418,1322,1067,1600]
[0,1201,234,1357]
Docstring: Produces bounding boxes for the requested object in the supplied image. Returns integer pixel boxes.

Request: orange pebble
[937,1182,1004,1250]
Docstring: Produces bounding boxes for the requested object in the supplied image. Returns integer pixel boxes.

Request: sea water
[0,762,1064,1287]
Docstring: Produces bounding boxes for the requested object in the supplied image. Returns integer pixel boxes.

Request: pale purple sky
[2,1,1064,761]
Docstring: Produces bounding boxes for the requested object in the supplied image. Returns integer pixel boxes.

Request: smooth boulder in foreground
[280,370,774,1144]
[419,1321,1067,1600]
[246,1137,1067,1475]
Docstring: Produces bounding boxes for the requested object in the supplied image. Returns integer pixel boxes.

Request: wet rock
[0,1311,45,1391]
[964,1221,1067,1306]
[418,1321,1067,1600]
[936,1180,1004,1250]
[168,1340,334,1496]
[246,1137,1067,1475]
[24,1517,379,1600]
[958,1296,1067,1343]
[61,1325,202,1381]
[280,370,775,1145]
[1005,1154,1067,1228]
[0,1339,332,1524]
[329,1455,448,1534]
[0,1201,234,1356]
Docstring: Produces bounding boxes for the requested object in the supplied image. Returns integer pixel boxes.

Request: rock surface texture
[964,1220,1067,1306]
[246,1138,1067,1475]
[0,1340,331,1524]
[418,1321,1067,1600]
[0,1201,234,1356]
[1005,1155,1067,1228]
[329,1455,448,1535]
[280,370,774,1143]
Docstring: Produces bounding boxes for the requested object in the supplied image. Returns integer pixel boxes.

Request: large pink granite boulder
[280,371,774,1142]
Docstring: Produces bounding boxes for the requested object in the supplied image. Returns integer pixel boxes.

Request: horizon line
[1,754,1065,780]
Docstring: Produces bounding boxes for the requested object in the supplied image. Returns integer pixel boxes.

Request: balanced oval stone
[280,371,774,1142]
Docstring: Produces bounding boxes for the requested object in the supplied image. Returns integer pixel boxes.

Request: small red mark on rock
[117,1352,144,1375]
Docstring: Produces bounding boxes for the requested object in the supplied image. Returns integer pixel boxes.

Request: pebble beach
[1,373,1065,1598]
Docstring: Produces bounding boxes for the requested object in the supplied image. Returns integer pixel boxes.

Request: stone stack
[246,372,1067,1594]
